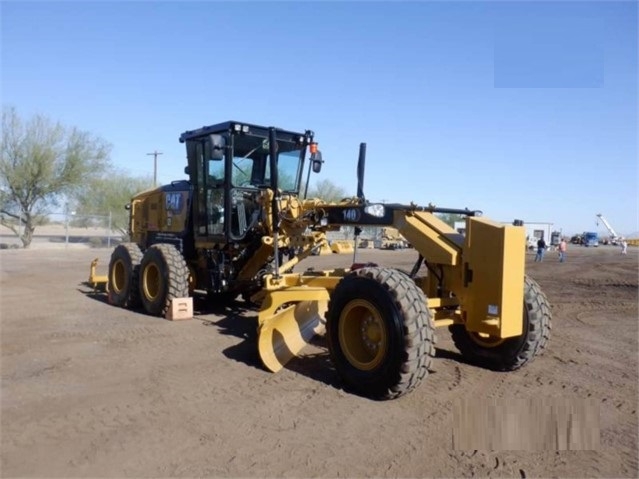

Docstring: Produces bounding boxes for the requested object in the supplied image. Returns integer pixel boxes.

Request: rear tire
[449,275,551,370]
[327,267,435,400]
[108,243,142,308]
[139,244,189,317]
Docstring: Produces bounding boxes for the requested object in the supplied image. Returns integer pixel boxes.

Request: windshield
[229,134,304,192]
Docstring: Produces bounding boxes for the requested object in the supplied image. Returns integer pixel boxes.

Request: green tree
[307,179,349,202]
[72,171,154,237]
[305,179,359,239]
[436,213,465,229]
[0,107,111,247]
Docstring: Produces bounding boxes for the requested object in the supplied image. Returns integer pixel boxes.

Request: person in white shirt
[620,238,628,255]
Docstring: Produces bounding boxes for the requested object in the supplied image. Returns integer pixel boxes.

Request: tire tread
[450,275,552,371]
[328,267,436,400]
[140,243,189,317]
[108,242,142,308]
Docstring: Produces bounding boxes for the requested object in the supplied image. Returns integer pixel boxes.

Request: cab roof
[179,121,312,143]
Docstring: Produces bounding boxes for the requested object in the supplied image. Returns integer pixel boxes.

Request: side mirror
[311,150,323,173]
[184,166,190,175]
[209,134,226,160]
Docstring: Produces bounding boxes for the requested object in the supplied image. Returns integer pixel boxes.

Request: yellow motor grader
[95,121,551,400]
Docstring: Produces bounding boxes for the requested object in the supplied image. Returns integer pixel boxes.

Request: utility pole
[147,150,163,187]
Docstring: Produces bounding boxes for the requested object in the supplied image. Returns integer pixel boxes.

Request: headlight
[364,204,385,218]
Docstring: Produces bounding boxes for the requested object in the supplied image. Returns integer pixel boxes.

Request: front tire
[449,275,551,370]
[139,244,189,317]
[108,243,142,308]
[326,267,435,400]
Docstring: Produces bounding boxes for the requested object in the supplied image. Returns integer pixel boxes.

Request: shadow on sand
[76,284,475,394]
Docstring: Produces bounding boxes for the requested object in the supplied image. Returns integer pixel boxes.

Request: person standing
[558,238,567,263]
[535,237,547,262]
[621,238,628,255]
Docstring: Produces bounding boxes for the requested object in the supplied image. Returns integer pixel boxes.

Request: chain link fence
[0,212,125,249]
[2,213,411,250]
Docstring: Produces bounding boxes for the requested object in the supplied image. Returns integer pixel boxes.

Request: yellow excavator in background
[92,120,551,400]
[376,226,409,250]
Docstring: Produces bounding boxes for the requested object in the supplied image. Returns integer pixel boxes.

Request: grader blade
[257,287,329,372]
[88,258,108,291]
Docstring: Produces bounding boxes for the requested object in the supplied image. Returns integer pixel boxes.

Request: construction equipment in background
[356,238,375,249]
[91,120,552,400]
[596,214,621,245]
[330,240,354,254]
[316,242,332,255]
[374,226,409,250]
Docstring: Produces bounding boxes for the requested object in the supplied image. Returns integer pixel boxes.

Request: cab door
[186,136,227,241]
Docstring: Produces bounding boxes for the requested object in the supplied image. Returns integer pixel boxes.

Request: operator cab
[180,121,317,242]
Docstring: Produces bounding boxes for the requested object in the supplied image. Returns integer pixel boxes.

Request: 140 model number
[342,208,361,222]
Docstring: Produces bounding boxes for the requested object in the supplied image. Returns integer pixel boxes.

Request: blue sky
[2,1,637,235]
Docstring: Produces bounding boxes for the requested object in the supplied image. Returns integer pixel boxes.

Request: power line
[146,150,163,187]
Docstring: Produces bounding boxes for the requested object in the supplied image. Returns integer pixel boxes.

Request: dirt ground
[1,245,637,478]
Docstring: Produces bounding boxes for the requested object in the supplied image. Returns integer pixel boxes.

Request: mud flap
[258,287,330,372]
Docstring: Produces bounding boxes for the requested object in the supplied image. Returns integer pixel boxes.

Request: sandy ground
[1,245,637,478]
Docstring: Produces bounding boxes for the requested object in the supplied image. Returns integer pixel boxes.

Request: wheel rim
[338,299,388,371]
[142,262,161,301]
[111,259,126,293]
